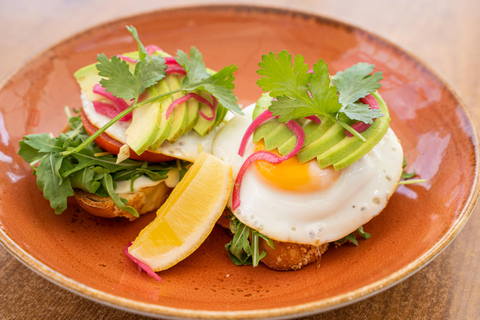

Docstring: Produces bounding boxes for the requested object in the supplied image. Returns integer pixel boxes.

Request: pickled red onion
[305,115,321,123]
[166,93,217,121]
[92,84,132,121]
[345,94,379,137]
[124,243,162,282]
[232,114,305,211]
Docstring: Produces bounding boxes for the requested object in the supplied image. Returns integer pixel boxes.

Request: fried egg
[212,104,403,246]
[81,92,218,162]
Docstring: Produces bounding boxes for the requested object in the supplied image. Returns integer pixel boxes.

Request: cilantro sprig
[256,50,384,141]
[62,25,240,156]
[18,115,185,216]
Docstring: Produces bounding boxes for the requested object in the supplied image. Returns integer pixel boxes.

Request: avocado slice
[163,75,188,143]
[124,86,162,155]
[74,64,102,102]
[193,92,218,136]
[316,92,390,170]
[185,93,200,133]
[296,123,344,163]
[150,80,173,149]
[249,91,390,170]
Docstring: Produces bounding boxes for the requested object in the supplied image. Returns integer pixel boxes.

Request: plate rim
[0,4,479,319]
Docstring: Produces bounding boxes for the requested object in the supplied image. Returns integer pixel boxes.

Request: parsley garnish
[62,25,240,156]
[256,50,383,141]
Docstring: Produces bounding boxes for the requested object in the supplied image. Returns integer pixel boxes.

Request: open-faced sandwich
[18,26,422,281]
[18,26,241,221]
[213,51,404,270]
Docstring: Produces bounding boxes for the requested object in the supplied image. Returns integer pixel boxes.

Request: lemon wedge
[128,152,232,272]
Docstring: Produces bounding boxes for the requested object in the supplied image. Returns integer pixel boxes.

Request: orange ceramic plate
[0,5,478,319]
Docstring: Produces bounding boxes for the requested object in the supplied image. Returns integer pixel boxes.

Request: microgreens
[256,50,384,141]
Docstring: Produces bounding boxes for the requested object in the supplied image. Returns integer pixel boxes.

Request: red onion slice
[166,93,217,121]
[124,243,162,282]
[345,93,379,137]
[232,117,305,211]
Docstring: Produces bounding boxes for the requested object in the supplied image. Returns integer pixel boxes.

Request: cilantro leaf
[257,51,342,123]
[177,47,242,115]
[257,51,311,100]
[308,59,342,115]
[332,62,384,123]
[126,25,148,61]
[96,54,138,100]
[96,54,166,101]
[36,153,74,214]
[176,47,210,83]
[340,101,384,125]
[256,51,384,138]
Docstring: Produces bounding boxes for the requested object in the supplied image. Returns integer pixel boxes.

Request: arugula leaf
[176,47,242,115]
[36,153,74,214]
[225,216,274,267]
[334,226,371,246]
[19,115,183,216]
[402,155,416,179]
[101,174,138,217]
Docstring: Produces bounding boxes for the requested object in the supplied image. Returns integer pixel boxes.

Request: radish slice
[166,93,217,121]
[232,117,305,211]
[124,243,162,282]
[345,94,379,137]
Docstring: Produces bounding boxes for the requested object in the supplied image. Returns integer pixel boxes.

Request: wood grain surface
[1,0,479,319]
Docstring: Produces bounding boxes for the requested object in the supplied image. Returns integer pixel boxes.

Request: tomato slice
[80,110,175,163]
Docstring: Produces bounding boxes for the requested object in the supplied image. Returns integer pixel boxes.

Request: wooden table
[1,0,479,319]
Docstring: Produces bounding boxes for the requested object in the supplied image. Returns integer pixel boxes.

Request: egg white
[212,104,404,246]
[81,91,218,162]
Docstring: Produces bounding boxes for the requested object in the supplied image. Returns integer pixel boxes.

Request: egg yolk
[253,142,341,193]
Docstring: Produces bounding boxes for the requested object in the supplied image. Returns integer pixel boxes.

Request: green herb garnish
[62,25,240,156]
[334,226,371,246]
[400,155,426,184]
[225,216,274,267]
[256,50,383,141]
[18,115,186,216]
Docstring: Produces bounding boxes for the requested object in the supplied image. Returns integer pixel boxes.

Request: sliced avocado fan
[252,91,390,170]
